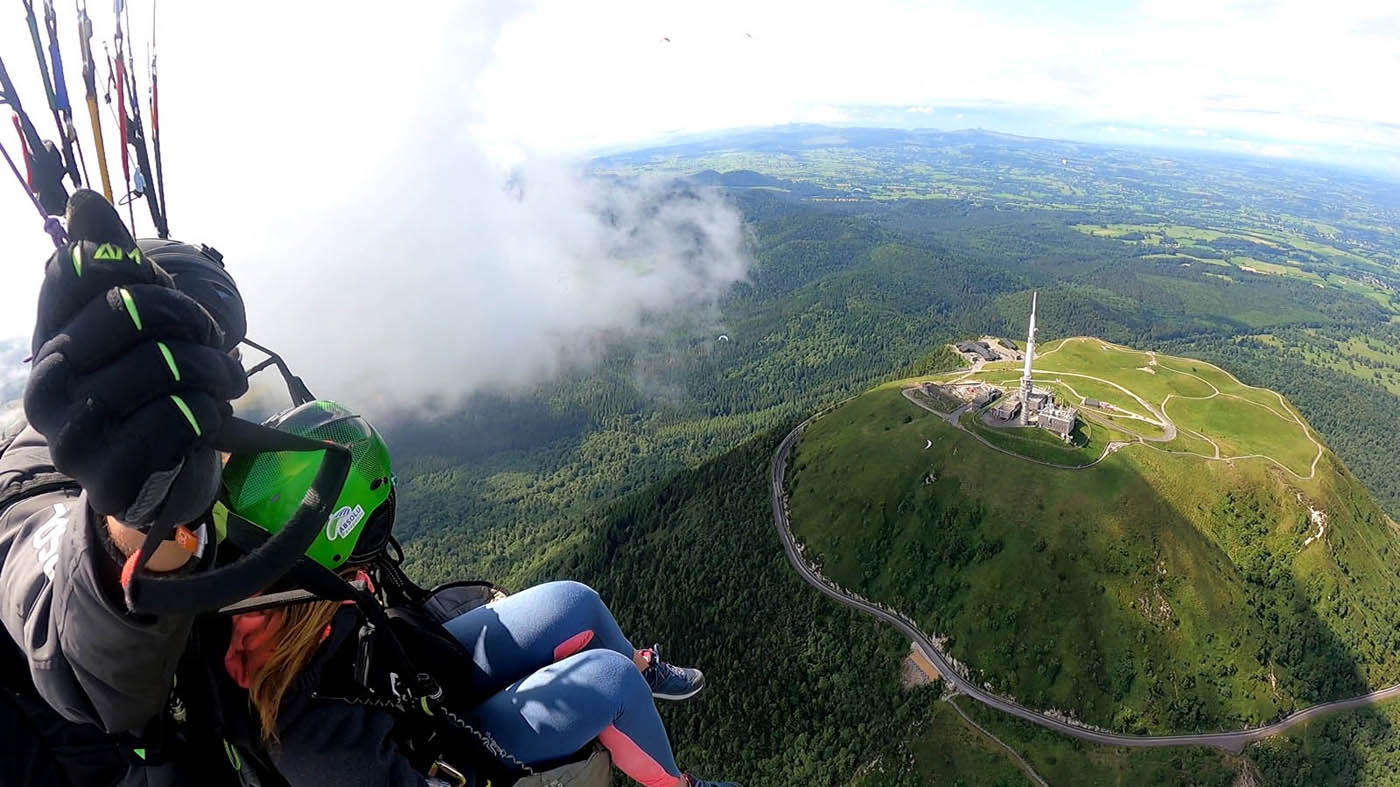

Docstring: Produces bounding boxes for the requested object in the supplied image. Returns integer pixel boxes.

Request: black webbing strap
[0,472,78,518]
[374,539,430,607]
[216,580,370,616]
[122,417,351,615]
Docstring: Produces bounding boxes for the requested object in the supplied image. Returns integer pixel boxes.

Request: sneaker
[683,775,741,787]
[641,644,706,701]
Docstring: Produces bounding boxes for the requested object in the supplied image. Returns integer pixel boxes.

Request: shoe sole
[653,674,706,701]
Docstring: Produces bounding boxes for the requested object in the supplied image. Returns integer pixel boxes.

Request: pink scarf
[224,609,287,689]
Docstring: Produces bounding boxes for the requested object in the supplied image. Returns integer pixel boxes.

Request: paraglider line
[77,0,114,202]
[0,136,66,246]
[10,115,33,187]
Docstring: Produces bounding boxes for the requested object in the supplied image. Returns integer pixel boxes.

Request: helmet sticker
[327,505,366,541]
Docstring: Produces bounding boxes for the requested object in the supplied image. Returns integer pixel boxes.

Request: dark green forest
[382,142,1400,785]
[550,432,941,784]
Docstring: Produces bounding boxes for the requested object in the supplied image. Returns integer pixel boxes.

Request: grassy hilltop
[787,337,1400,734]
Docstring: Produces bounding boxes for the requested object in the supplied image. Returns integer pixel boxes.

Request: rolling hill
[786,338,1400,735]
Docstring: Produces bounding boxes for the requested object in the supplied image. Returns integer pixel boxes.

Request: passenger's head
[219,400,395,742]
[240,594,347,743]
[220,400,396,569]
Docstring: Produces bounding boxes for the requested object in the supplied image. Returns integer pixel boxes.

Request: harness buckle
[354,621,376,688]
[427,759,468,787]
[417,672,443,701]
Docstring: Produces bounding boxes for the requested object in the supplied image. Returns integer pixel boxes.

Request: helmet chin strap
[348,487,395,564]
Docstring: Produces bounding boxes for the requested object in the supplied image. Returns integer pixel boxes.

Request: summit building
[989,293,1079,442]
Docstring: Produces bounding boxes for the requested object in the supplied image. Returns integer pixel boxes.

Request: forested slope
[540,431,940,785]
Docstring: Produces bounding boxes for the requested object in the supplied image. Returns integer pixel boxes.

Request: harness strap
[0,472,79,516]
[374,541,429,606]
[313,687,537,782]
[216,580,370,616]
[0,421,82,515]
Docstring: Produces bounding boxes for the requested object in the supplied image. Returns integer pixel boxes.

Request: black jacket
[0,425,429,787]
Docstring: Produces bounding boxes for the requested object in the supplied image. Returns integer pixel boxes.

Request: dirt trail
[947,699,1051,787]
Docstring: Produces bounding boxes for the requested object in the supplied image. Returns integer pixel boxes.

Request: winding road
[771,417,1400,756]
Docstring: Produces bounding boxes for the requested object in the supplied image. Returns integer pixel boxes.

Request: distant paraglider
[717,334,730,342]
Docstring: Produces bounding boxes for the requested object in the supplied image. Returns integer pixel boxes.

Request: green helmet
[220,401,395,569]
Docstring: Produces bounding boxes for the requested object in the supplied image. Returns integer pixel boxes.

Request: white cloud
[1,337,25,407]
[907,106,936,114]
[2,0,1398,341]
[0,2,751,414]
[1218,137,1302,159]
[805,105,850,124]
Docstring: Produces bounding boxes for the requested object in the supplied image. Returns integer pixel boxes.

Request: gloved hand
[23,190,248,529]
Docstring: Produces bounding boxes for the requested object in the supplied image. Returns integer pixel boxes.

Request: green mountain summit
[786,337,1400,735]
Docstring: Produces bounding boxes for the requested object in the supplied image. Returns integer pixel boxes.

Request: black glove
[23,190,248,528]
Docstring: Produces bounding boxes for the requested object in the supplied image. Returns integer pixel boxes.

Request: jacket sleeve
[272,700,430,787]
[0,425,197,734]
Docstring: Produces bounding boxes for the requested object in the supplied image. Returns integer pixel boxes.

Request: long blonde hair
[246,597,342,744]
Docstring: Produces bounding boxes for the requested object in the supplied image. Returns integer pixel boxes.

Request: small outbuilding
[1025,387,1052,412]
[1039,404,1078,441]
[954,341,998,362]
[972,387,1001,408]
[992,398,1021,421]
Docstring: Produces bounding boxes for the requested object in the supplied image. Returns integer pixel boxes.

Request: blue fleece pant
[441,581,682,786]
